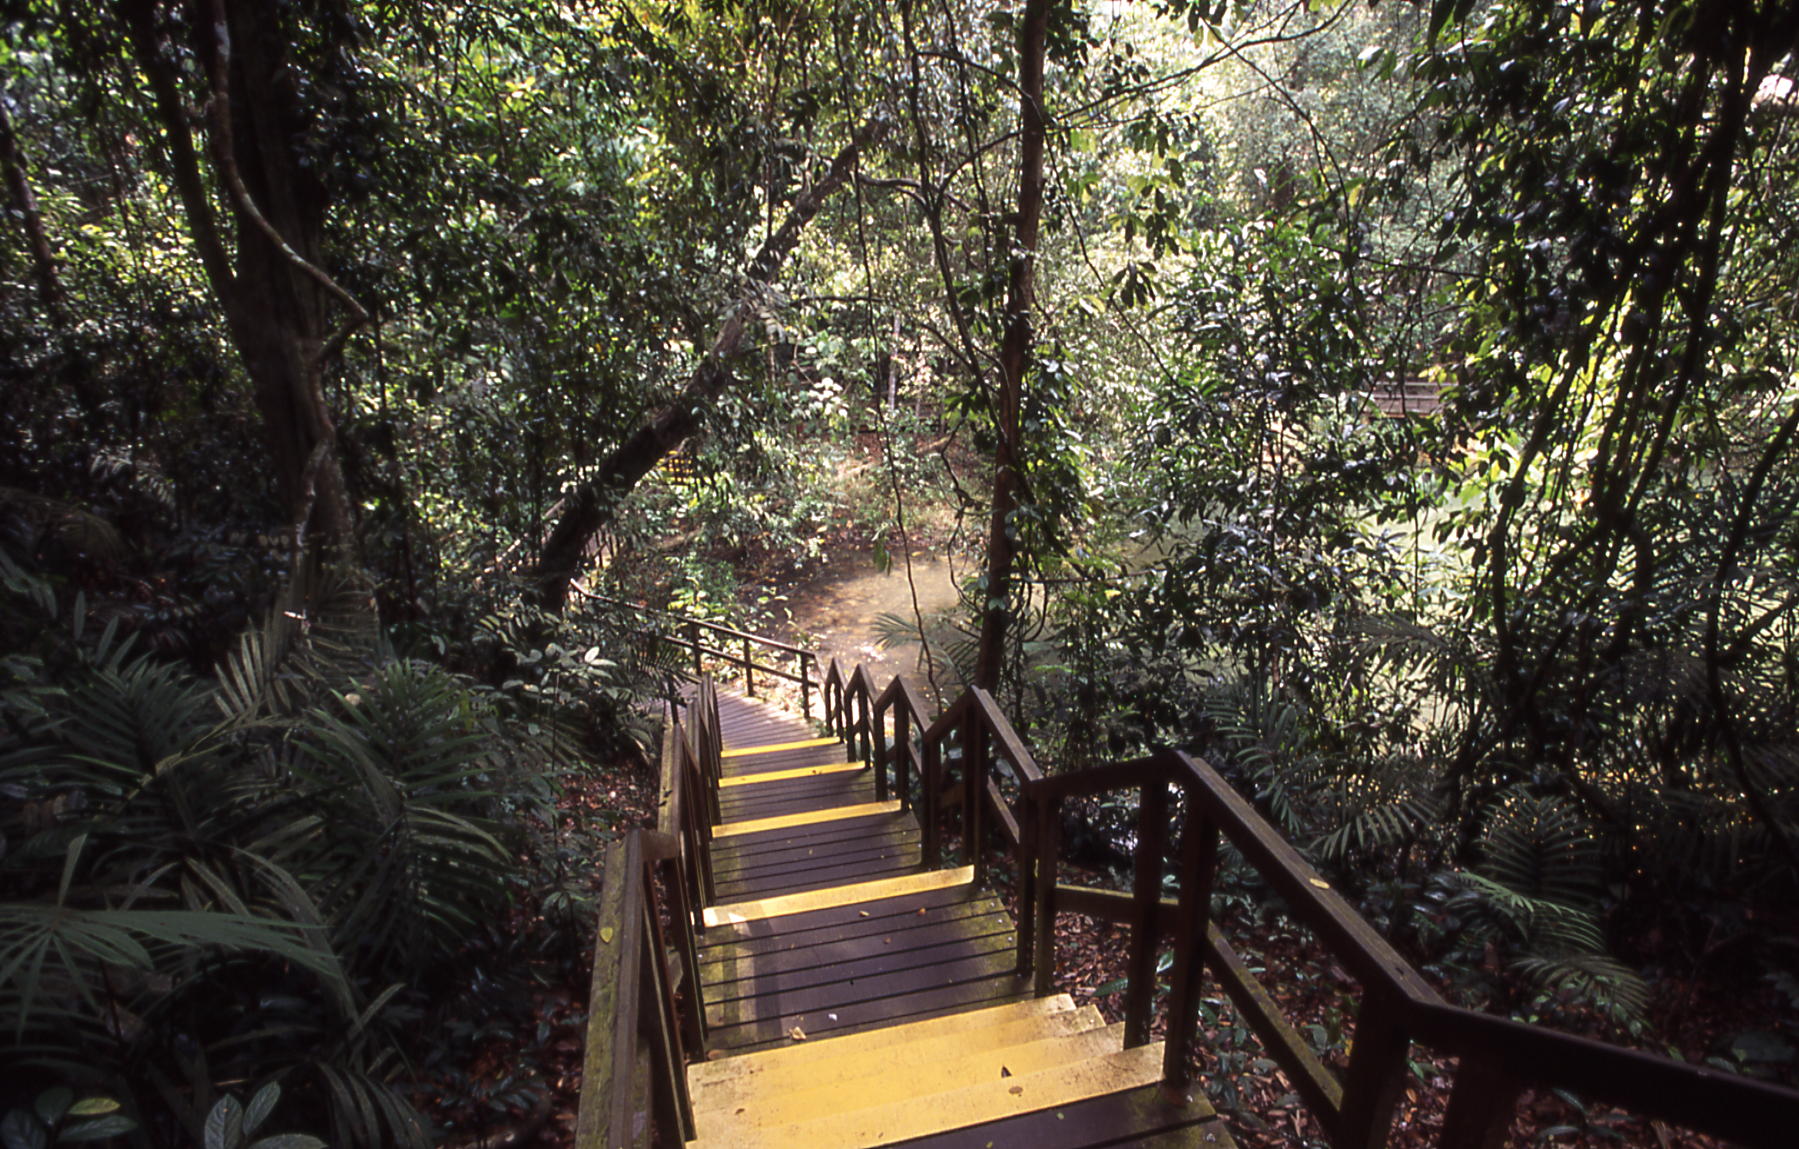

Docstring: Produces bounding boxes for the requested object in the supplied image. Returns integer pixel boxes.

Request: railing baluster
[896,700,911,811]
[1124,780,1169,1048]
[1017,786,1036,978]
[1032,793,1060,997]
[1164,789,1218,1093]
[923,731,942,869]
[963,701,984,881]
[1438,1051,1521,1149]
[872,692,889,803]
[742,635,754,695]
[1335,988,1409,1149]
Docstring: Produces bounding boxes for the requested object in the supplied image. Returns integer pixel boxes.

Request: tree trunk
[0,97,65,315]
[973,0,1050,692]
[532,123,883,612]
[120,0,359,553]
[212,0,356,547]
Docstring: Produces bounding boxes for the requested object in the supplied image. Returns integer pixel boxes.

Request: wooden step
[712,800,902,840]
[718,761,864,786]
[690,994,1082,1090]
[703,865,974,928]
[884,1083,1235,1147]
[695,1019,1126,1130]
[688,1040,1173,1148]
[722,736,840,758]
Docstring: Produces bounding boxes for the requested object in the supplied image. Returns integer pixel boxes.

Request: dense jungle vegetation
[3,0,1797,1144]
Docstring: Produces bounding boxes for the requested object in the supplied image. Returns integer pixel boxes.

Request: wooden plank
[698,881,997,945]
[705,969,1031,1052]
[710,811,916,862]
[702,918,1016,989]
[722,737,840,758]
[688,1042,1167,1148]
[715,856,922,903]
[705,947,1019,1029]
[713,801,901,839]
[702,865,973,927]
[885,1082,1235,1148]
[716,773,878,819]
[698,896,1009,965]
[718,762,863,786]
[704,929,1017,1005]
[713,838,920,889]
[710,828,920,880]
[723,747,854,777]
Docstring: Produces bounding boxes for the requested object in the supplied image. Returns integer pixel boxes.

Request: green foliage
[0,554,575,1144]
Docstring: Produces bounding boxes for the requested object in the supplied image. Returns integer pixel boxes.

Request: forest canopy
[3,0,1797,1144]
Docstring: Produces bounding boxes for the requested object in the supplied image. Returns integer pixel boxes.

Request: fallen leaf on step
[706,1050,725,1060]
[1309,877,1330,889]
[1008,1085,1024,1096]
[788,1026,807,1041]
[916,907,927,916]
[1000,1066,1012,1078]
[858,910,870,918]
[599,926,615,944]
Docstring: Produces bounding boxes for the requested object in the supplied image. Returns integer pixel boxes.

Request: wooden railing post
[1123,780,1170,1048]
[895,698,912,811]
[742,635,754,696]
[800,652,813,720]
[872,693,890,803]
[1438,1051,1522,1149]
[1017,786,1037,978]
[1163,786,1219,1093]
[923,731,943,869]
[1334,989,1410,1149]
[1032,792,1061,997]
[687,618,701,678]
[963,702,985,882]
[638,863,694,1143]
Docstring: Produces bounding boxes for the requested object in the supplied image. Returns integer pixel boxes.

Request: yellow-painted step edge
[721,736,840,758]
[688,1001,1102,1100]
[710,800,900,840]
[693,1019,1123,1126]
[688,1040,1172,1149]
[689,996,1079,1092]
[702,864,974,928]
[718,762,864,788]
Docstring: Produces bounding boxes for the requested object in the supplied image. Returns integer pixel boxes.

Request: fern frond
[1513,953,1651,1029]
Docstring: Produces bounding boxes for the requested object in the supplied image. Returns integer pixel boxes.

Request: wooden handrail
[821,661,1799,1148]
[577,681,737,1149]
[582,591,816,719]
[574,830,697,1149]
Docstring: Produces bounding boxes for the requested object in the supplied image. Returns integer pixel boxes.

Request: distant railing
[821,658,1799,1149]
[582,591,817,719]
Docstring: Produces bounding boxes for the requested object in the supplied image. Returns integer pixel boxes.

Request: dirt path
[775,546,966,689]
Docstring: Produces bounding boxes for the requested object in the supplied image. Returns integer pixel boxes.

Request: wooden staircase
[685,691,1233,1147]
[576,656,1799,1149]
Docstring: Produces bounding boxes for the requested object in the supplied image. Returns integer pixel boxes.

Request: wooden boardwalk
[685,691,1234,1147]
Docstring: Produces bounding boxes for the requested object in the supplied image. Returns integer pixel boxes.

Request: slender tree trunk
[532,123,883,612]
[973,0,1049,692]
[213,0,356,546]
[120,0,360,553]
[0,98,65,315]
